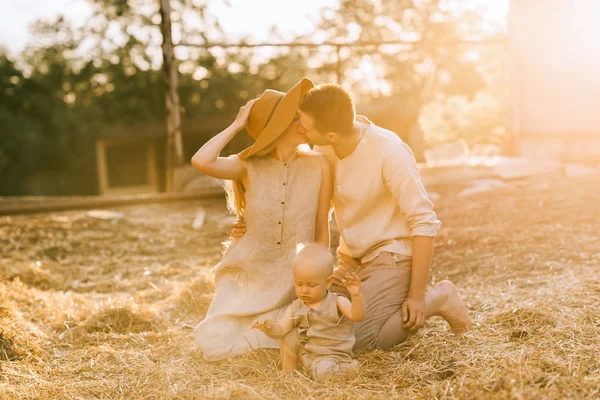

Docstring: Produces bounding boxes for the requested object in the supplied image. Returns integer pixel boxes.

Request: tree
[1,0,312,195]
[0,49,85,195]
[311,0,502,100]
[305,0,509,151]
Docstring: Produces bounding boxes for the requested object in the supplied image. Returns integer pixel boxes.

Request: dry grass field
[1,174,599,399]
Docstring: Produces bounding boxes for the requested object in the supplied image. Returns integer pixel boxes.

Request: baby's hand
[251,319,273,333]
[326,264,355,289]
[341,272,362,297]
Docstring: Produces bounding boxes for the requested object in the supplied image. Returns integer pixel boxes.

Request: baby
[252,243,365,381]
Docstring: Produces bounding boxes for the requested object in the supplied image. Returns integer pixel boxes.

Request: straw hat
[238,77,314,159]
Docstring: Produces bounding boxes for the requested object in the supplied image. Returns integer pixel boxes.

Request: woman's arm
[190,99,256,180]
[315,156,333,247]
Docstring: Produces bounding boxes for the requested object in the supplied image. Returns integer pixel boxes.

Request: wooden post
[159,0,183,192]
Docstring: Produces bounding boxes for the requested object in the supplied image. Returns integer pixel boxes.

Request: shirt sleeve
[381,141,441,237]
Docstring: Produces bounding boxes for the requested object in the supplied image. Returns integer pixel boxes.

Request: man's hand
[232,219,246,239]
[341,272,362,297]
[251,319,272,334]
[402,295,426,331]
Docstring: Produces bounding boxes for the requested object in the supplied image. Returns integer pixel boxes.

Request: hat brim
[238,77,314,159]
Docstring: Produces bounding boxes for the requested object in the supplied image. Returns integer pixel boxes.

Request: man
[235,82,471,351]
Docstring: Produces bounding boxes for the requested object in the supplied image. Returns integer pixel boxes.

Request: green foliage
[0,0,309,195]
[419,91,508,150]
[419,40,510,150]
[0,52,80,195]
[308,0,509,149]
[310,0,498,100]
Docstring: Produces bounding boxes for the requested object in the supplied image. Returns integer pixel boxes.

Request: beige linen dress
[194,151,323,361]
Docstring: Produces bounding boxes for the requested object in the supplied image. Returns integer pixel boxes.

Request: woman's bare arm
[190,99,256,180]
[315,156,333,247]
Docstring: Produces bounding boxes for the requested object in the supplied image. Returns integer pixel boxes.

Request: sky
[0,0,339,56]
[0,0,508,57]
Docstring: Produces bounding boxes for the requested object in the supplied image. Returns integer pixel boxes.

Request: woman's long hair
[223,140,278,220]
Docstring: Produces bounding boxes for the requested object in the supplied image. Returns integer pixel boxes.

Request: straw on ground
[1,175,599,399]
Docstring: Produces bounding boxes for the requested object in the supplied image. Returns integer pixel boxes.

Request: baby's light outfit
[286,292,358,380]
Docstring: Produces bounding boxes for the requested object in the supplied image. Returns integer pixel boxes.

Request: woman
[191,78,332,361]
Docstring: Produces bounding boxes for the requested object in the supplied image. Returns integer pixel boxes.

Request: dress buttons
[277,241,281,245]
[281,202,285,205]
[283,182,286,186]
[284,163,287,166]
[278,221,281,224]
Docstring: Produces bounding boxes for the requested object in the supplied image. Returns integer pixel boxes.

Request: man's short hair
[299,84,355,136]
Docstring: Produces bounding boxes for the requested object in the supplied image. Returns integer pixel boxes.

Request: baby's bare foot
[436,280,472,334]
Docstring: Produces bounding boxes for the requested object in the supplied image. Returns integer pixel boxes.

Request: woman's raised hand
[233,99,258,130]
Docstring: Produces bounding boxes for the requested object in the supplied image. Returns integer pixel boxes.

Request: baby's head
[293,243,334,304]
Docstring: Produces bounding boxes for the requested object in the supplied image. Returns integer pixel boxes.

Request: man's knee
[377,333,409,350]
[354,324,378,352]
[376,310,410,350]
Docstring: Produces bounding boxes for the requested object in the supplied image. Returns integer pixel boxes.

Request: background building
[510,0,600,164]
